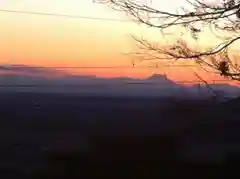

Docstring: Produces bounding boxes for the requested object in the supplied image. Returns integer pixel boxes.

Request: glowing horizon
[0,0,238,85]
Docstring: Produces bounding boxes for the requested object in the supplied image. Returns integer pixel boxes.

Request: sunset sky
[0,0,238,84]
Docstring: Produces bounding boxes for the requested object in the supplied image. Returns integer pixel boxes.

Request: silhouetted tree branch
[194,72,219,98]
[96,0,240,80]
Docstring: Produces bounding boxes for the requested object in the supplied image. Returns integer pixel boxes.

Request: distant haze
[0,64,239,98]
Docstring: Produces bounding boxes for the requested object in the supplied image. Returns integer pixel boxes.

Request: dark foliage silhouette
[0,93,239,178]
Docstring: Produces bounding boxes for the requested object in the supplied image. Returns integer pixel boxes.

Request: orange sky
[0,0,239,84]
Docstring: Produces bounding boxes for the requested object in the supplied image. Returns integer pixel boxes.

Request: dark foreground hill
[0,92,240,178]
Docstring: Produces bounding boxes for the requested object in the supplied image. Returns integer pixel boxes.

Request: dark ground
[0,92,240,178]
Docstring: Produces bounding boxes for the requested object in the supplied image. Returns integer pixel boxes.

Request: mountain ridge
[0,64,239,98]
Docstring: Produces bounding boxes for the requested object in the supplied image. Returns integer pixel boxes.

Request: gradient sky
[0,0,238,84]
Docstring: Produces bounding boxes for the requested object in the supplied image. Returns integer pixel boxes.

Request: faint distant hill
[190,83,240,98]
[0,64,239,98]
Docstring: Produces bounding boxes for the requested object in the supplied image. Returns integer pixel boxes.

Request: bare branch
[96,0,240,81]
[194,72,219,99]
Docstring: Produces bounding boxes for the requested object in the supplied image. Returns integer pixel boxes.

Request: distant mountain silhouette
[147,74,167,81]
[191,83,240,98]
[146,74,177,85]
[0,64,239,98]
